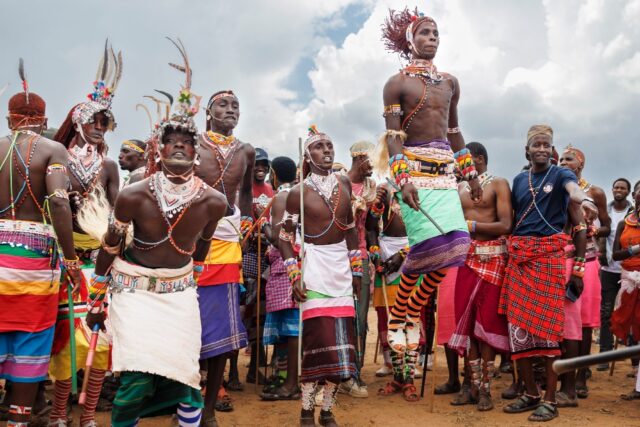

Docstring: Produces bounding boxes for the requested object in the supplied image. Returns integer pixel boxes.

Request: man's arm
[238,145,256,218]
[383,75,405,157]
[193,194,225,263]
[103,158,120,206]
[591,187,611,238]
[266,192,286,246]
[567,200,587,295]
[565,180,598,222]
[94,188,136,276]
[612,220,639,261]
[473,179,513,236]
[278,187,305,301]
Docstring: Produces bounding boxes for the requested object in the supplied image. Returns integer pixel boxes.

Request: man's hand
[352,276,362,299]
[401,182,420,211]
[86,311,106,332]
[292,279,307,302]
[374,186,388,205]
[566,275,584,299]
[383,253,404,275]
[468,177,483,202]
[581,200,598,223]
[66,269,84,294]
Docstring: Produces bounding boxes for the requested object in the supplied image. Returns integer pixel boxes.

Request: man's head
[612,178,631,203]
[254,148,270,184]
[270,156,297,189]
[206,90,239,133]
[382,8,438,60]
[303,126,334,177]
[7,92,47,133]
[349,140,374,178]
[466,141,488,173]
[559,145,585,176]
[118,139,147,172]
[158,127,197,174]
[54,104,113,155]
[525,124,554,168]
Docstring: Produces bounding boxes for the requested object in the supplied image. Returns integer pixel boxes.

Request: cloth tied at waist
[110,257,195,294]
[213,205,241,242]
[303,240,352,297]
[465,238,508,287]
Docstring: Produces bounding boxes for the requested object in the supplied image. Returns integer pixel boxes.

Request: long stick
[420,285,436,398]
[297,137,305,378]
[609,339,619,376]
[354,296,363,374]
[255,231,262,392]
[429,289,440,413]
[67,279,78,395]
[241,198,275,247]
[373,335,380,364]
[79,324,100,405]
[553,344,640,375]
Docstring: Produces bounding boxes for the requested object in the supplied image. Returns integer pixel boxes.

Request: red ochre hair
[381,7,435,60]
[54,104,107,155]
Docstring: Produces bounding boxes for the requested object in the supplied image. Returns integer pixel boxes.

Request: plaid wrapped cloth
[242,248,269,281]
[266,248,296,313]
[465,238,508,286]
[498,234,571,342]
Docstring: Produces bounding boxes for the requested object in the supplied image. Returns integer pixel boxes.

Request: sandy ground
[12,308,640,427]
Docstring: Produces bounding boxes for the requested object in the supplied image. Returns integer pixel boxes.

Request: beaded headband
[122,140,145,154]
[405,13,437,53]
[207,90,237,110]
[304,125,332,151]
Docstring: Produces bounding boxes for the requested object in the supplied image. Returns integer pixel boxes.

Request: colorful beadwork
[284,257,301,285]
[383,104,403,118]
[453,148,478,181]
[348,249,364,277]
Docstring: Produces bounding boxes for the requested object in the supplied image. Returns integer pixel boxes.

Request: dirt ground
[12,308,640,427]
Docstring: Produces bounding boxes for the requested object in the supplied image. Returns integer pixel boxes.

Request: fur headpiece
[381,7,437,60]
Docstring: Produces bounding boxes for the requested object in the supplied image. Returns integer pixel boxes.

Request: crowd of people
[0,6,639,427]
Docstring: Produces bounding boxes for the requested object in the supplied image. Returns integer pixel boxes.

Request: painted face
[80,111,109,145]
[254,161,269,182]
[526,135,553,167]
[612,180,631,202]
[307,139,335,170]
[209,96,239,130]
[559,152,582,173]
[118,145,143,171]
[160,129,197,164]
[357,156,373,178]
[411,21,439,59]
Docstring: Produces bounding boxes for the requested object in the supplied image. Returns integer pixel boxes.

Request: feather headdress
[304,124,332,151]
[18,58,29,104]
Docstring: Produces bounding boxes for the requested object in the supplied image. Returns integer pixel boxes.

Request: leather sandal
[503,394,541,413]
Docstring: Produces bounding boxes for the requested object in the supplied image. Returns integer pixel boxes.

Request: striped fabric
[198,239,242,286]
[0,326,54,382]
[301,316,357,383]
[301,291,355,321]
[0,245,60,333]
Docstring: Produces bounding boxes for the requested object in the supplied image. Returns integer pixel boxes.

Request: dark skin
[559,150,611,392]
[383,20,482,208]
[279,139,360,422]
[510,135,590,407]
[117,142,146,172]
[197,95,255,217]
[0,119,80,426]
[365,185,406,277]
[89,129,227,331]
[253,159,270,220]
[262,172,299,394]
[196,95,254,427]
[456,152,513,409]
[612,187,640,262]
[68,111,120,230]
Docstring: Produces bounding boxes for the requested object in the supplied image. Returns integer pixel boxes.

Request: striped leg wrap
[406,269,446,320]
[389,274,421,325]
[80,368,106,426]
[177,403,202,427]
[50,378,72,422]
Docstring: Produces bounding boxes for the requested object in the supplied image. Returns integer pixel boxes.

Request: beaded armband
[572,257,586,278]
[62,256,82,271]
[398,245,410,259]
[466,220,477,233]
[383,104,403,118]
[46,163,68,175]
[369,202,385,219]
[284,257,301,285]
[109,213,131,236]
[88,273,110,313]
[49,189,69,200]
[348,249,364,277]
[279,227,294,243]
[193,261,205,284]
[453,148,478,181]
[447,127,461,134]
[572,223,588,234]
[240,216,254,235]
[368,245,380,261]
[389,154,412,188]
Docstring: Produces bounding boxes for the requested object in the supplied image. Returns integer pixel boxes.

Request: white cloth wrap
[109,257,201,388]
[614,269,640,312]
[213,205,241,242]
[303,240,352,297]
[379,235,409,283]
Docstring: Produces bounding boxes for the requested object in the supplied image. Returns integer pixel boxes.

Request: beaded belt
[408,158,449,176]
[473,244,507,256]
[110,270,196,294]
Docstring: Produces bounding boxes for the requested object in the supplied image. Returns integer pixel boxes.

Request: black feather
[155,90,174,106]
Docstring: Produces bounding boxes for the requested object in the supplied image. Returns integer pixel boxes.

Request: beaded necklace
[203,131,237,158]
[401,59,444,133]
[303,172,353,239]
[463,171,494,192]
[0,132,39,219]
[201,132,240,208]
[514,165,556,231]
[68,144,103,197]
[625,212,639,228]
[578,177,592,192]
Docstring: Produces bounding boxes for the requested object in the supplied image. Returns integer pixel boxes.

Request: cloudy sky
[1,0,638,192]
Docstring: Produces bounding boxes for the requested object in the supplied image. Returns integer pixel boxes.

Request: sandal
[215,392,234,413]
[450,384,477,406]
[225,378,244,391]
[556,391,578,408]
[261,386,301,401]
[387,322,406,354]
[621,390,640,401]
[263,375,286,394]
[503,394,541,413]
[576,384,589,399]
[402,383,420,402]
[405,320,421,350]
[434,381,461,395]
[528,401,558,422]
[477,389,493,411]
[377,381,402,396]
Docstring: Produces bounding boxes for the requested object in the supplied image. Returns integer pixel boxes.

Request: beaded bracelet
[62,256,83,271]
[572,257,586,278]
[279,227,294,243]
[572,223,588,234]
[88,273,110,313]
[348,249,364,277]
[453,148,479,181]
[370,202,385,219]
[399,245,410,259]
[240,216,254,235]
[193,261,205,283]
[369,245,381,261]
[466,220,477,233]
[383,104,403,118]
[284,257,301,285]
[388,154,412,188]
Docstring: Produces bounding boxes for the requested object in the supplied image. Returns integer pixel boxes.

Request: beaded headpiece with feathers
[382,7,437,60]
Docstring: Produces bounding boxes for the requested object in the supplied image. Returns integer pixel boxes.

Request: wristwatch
[580,197,596,206]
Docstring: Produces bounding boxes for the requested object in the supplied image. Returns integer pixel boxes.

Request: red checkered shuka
[465,238,508,287]
[498,233,571,342]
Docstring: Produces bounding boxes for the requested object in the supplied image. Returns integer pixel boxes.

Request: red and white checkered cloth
[465,238,508,287]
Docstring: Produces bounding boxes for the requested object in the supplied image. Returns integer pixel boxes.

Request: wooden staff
[67,279,78,395]
[254,230,263,392]
[241,198,275,247]
[420,287,438,399]
[297,136,305,378]
[609,339,619,376]
[79,324,101,404]
[429,289,440,413]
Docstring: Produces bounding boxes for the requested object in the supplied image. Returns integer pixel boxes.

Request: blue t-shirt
[512,165,577,237]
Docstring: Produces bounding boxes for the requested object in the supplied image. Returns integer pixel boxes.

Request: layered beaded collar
[202,131,239,159]
[304,172,338,203]
[149,171,206,220]
[68,144,103,195]
[402,59,443,82]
